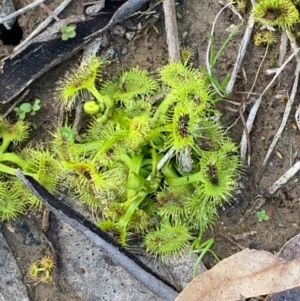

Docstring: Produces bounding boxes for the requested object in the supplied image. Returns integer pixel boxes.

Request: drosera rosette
[0,117,30,154]
[144,222,193,258]
[49,58,241,257]
[251,0,299,29]
[165,140,239,205]
[0,180,26,221]
[57,56,114,124]
[58,56,105,110]
[14,147,62,209]
[153,63,214,126]
[28,254,55,284]
[100,67,159,104]
[0,118,62,218]
[254,30,277,46]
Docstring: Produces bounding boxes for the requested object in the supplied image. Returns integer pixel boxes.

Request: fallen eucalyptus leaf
[176,248,300,301]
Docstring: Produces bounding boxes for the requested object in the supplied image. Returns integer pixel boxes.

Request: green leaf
[32,99,41,111]
[68,24,76,30]
[19,103,32,113]
[257,209,269,222]
[19,111,26,120]
[62,33,69,41]
[61,25,68,33]
[69,31,76,38]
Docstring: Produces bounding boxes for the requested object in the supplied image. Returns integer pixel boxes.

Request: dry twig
[39,3,60,21]
[14,0,73,52]
[3,89,29,118]
[225,15,255,94]
[218,0,243,21]
[240,48,300,162]
[268,160,300,194]
[263,32,300,166]
[0,0,46,24]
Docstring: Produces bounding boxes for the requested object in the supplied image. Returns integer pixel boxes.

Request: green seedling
[14,98,41,120]
[257,209,270,222]
[61,24,76,41]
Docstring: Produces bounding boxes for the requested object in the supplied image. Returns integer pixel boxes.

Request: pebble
[182,31,188,39]
[101,32,110,48]
[125,31,135,41]
[113,25,126,37]
[121,47,128,55]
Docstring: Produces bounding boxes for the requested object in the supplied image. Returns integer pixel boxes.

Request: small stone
[113,25,126,37]
[182,31,188,39]
[121,47,128,55]
[101,32,109,48]
[125,31,135,41]
[122,19,137,31]
[177,12,183,20]
[105,47,118,60]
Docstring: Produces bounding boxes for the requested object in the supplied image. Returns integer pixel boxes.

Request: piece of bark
[0,0,150,104]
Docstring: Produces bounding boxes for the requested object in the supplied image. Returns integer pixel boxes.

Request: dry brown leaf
[267,233,300,300]
[176,248,300,301]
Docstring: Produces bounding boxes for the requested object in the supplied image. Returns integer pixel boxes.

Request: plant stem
[0,152,29,169]
[88,85,105,104]
[69,140,102,155]
[117,192,147,229]
[0,136,12,154]
[161,163,180,179]
[0,163,34,177]
[165,170,202,186]
[152,96,176,124]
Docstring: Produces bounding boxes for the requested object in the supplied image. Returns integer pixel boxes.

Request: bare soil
[1,0,300,300]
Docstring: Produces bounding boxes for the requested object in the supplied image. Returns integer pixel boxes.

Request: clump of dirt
[1,0,300,300]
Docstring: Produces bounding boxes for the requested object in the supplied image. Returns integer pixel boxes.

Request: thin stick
[163,0,180,61]
[218,0,243,22]
[225,14,255,94]
[147,147,175,181]
[248,44,269,97]
[157,147,175,171]
[14,0,73,52]
[276,31,288,88]
[39,3,60,21]
[263,34,300,166]
[3,89,30,118]
[239,101,251,165]
[0,0,46,25]
[240,47,300,161]
[268,160,300,194]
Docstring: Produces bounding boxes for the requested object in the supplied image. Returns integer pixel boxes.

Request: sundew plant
[0,56,239,257]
